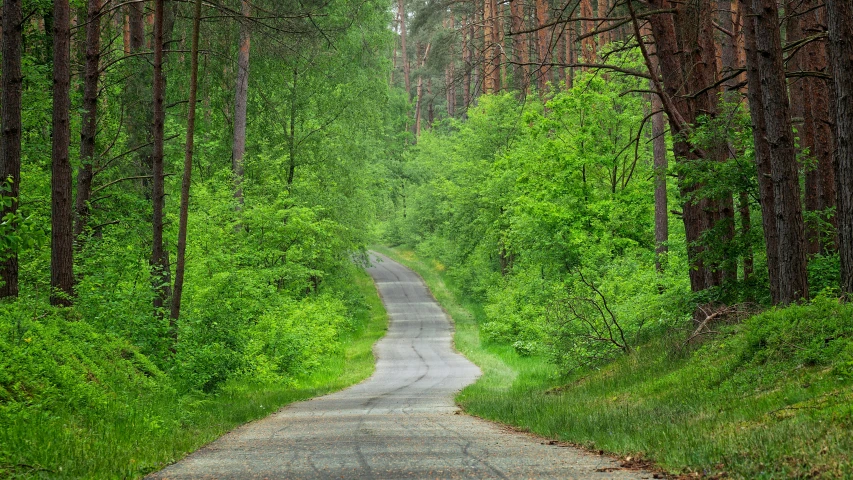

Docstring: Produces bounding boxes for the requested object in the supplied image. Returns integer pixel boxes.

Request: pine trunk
[51,0,74,306]
[398,0,411,99]
[742,5,780,301]
[535,0,549,92]
[0,0,23,298]
[151,0,171,311]
[232,0,251,209]
[74,0,101,240]
[510,0,529,93]
[171,0,202,322]
[748,0,809,303]
[826,0,853,294]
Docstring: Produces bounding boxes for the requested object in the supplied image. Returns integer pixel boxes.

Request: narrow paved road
[149,252,650,479]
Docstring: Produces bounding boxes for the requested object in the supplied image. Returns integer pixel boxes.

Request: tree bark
[232,0,251,209]
[171,0,202,322]
[128,1,144,51]
[0,0,23,298]
[742,4,780,301]
[151,0,171,311]
[51,0,74,306]
[652,88,668,273]
[74,0,102,241]
[445,12,456,116]
[580,0,595,66]
[510,0,529,94]
[398,0,411,99]
[535,0,549,92]
[642,0,722,293]
[462,13,471,109]
[826,0,853,294]
[747,0,809,303]
[791,0,836,255]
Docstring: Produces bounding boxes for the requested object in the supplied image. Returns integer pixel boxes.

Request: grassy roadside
[0,269,387,479]
[375,246,853,479]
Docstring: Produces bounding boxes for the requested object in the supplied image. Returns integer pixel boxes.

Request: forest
[0,0,852,477]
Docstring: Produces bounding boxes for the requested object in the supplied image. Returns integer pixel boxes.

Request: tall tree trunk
[74,0,102,240]
[51,0,74,306]
[717,0,738,284]
[742,5,780,300]
[445,12,456,116]
[151,0,170,311]
[232,0,251,209]
[565,21,574,88]
[286,67,299,189]
[462,13,471,109]
[740,192,753,280]
[641,0,721,293]
[398,0,411,99]
[414,43,430,138]
[128,1,144,51]
[826,0,853,294]
[791,0,836,254]
[0,0,23,298]
[746,0,809,303]
[171,0,202,322]
[483,0,495,93]
[597,0,609,46]
[510,0,529,93]
[535,0,549,92]
[652,89,668,273]
[580,0,595,66]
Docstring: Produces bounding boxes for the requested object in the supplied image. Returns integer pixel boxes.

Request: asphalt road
[149,252,650,479]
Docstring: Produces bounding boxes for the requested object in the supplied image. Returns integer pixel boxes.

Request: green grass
[376,246,853,479]
[0,269,388,479]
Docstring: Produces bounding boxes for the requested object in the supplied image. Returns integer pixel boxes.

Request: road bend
[149,251,649,479]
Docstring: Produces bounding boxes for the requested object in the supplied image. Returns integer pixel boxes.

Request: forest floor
[147,252,651,479]
[373,246,853,479]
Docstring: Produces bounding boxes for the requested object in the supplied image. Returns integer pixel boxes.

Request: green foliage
[387,245,853,479]
[386,59,694,367]
[1,0,399,476]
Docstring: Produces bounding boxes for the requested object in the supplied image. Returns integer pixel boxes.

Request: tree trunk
[742,5,780,300]
[0,0,23,298]
[597,0,609,46]
[652,88,668,273]
[171,0,202,322]
[128,1,144,51]
[151,0,171,311]
[580,0,595,66]
[445,12,456,116]
[747,0,809,303]
[74,0,102,241]
[232,0,251,209]
[642,0,721,293]
[414,43,430,138]
[510,0,529,94]
[535,0,549,92]
[826,0,853,294]
[792,0,836,254]
[462,13,471,109]
[740,191,754,280]
[51,0,74,306]
[398,0,411,99]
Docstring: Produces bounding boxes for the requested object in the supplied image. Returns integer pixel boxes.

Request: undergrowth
[0,269,387,479]
[378,246,853,479]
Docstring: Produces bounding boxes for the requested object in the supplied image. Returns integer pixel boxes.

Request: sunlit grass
[377,245,853,479]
